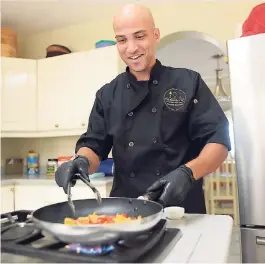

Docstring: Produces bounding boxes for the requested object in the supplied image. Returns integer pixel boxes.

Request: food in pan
[64,212,142,225]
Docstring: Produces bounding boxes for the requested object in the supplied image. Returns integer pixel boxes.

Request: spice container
[47,159,58,176]
[58,156,72,168]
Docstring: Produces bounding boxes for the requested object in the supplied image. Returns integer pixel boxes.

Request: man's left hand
[144,165,196,206]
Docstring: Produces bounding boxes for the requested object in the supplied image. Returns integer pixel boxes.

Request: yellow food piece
[64,213,142,226]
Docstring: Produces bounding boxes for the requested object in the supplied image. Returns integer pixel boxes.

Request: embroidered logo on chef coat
[164,88,186,111]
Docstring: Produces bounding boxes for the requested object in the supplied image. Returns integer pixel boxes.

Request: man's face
[114,17,160,73]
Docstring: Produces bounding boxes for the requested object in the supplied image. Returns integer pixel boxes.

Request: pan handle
[138,189,164,205]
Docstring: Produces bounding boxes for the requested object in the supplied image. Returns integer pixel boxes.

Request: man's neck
[130,57,156,81]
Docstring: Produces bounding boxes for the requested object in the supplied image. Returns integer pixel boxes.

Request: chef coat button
[127,83,131,89]
[128,141,134,147]
[194,99,198,104]
[130,172,135,178]
[156,169,161,176]
[153,80,158,85]
[152,107,157,113]
[152,137,158,143]
[128,111,134,117]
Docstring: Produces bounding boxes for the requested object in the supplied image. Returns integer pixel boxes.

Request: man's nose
[127,40,138,54]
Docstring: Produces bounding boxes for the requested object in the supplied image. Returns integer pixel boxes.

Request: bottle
[27,151,39,176]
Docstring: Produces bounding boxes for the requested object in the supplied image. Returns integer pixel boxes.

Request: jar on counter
[47,159,58,176]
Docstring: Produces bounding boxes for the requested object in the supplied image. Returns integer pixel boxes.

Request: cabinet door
[14,184,67,211]
[68,46,120,129]
[71,181,108,200]
[37,47,119,132]
[1,185,15,214]
[1,58,37,131]
[14,182,108,211]
[37,55,72,131]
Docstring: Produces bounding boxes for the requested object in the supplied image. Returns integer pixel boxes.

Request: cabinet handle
[10,188,14,191]
[257,236,265,246]
[81,123,86,127]
[55,124,59,128]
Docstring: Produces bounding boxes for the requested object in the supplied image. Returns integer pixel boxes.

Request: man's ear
[154,28,160,43]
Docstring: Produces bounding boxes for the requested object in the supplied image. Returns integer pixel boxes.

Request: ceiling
[1,0,252,36]
[1,0,152,35]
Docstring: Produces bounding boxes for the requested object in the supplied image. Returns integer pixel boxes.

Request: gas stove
[1,210,182,263]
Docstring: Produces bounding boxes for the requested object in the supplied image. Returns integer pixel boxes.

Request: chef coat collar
[126,59,163,86]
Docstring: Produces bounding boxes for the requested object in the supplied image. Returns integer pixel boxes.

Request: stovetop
[1,210,182,263]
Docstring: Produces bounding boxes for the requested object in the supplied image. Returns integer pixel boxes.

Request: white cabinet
[1,185,15,214]
[14,184,66,211]
[14,181,110,211]
[1,58,37,132]
[37,46,119,132]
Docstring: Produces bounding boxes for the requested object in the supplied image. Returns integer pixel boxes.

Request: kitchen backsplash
[1,136,112,175]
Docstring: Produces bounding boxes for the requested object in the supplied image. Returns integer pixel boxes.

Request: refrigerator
[227,33,265,263]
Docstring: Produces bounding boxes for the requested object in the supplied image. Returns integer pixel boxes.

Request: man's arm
[185,143,228,180]
[75,86,113,174]
[76,147,101,174]
[185,72,231,180]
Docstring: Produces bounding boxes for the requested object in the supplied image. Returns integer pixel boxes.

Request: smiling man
[55,4,231,213]
[113,4,159,79]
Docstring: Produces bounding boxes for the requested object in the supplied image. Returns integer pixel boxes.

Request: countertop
[163,214,233,263]
[1,174,114,187]
[1,214,233,263]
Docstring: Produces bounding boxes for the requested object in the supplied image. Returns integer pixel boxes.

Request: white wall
[17,1,261,59]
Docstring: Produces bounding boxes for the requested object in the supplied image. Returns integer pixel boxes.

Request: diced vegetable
[64,213,142,225]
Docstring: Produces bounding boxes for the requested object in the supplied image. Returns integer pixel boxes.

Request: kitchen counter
[1,174,114,187]
[163,214,233,263]
[1,214,233,263]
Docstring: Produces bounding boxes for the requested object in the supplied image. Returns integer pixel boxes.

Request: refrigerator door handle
[256,236,265,246]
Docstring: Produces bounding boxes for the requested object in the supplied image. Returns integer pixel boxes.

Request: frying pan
[31,197,163,245]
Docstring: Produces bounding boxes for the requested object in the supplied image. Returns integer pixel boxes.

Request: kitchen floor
[228,226,241,263]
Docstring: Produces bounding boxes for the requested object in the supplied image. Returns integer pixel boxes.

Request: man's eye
[136,35,144,39]
[117,39,125,43]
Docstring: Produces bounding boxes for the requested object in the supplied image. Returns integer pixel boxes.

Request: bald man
[55,4,231,213]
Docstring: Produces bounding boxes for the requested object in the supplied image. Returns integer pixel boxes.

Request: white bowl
[164,206,185,220]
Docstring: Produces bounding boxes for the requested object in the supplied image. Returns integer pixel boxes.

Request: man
[55,4,230,213]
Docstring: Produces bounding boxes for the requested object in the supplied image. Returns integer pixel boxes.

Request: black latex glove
[145,165,196,207]
[55,155,90,194]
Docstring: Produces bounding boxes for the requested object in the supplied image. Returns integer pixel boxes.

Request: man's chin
[129,64,146,72]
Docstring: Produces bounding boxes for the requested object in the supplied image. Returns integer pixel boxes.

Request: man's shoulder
[96,72,126,101]
[163,65,201,80]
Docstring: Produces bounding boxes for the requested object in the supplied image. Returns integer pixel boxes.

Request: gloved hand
[144,165,196,207]
[55,155,90,194]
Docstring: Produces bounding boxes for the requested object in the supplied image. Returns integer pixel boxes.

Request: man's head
[113,4,160,79]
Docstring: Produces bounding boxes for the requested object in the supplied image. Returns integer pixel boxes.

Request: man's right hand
[55,155,90,194]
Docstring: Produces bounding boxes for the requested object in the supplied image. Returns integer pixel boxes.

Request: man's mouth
[129,54,143,60]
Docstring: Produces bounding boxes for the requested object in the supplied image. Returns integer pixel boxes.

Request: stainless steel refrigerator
[227,33,265,263]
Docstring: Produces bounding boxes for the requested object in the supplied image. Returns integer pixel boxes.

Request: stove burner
[65,243,115,256]
[2,224,36,241]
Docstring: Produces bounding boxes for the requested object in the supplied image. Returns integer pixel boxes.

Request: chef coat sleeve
[75,87,113,161]
[188,72,231,151]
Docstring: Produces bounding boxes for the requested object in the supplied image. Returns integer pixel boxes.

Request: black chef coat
[75,60,231,213]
